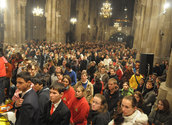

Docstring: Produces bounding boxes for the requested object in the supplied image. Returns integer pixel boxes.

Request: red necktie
[50,104,54,115]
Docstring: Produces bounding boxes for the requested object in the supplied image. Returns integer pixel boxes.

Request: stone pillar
[4,0,27,44]
[166,50,172,88]
[132,0,171,62]
[45,0,71,43]
[21,0,27,43]
[45,0,52,41]
[51,0,56,41]
[154,0,172,63]
[157,50,172,111]
[75,0,89,41]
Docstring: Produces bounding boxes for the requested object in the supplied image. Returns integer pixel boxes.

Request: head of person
[55,66,62,73]
[123,82,129,91]
[105,55,109,59]
[152,73,157,81]
[109,67,116,75]
[32,76,47,92]
[27,63,39,77]
[100,66,106,74]
[43,65,48,73]
[134,91,143,104]
[127,63,133,71]
[135,61,140,70]
[16,72,32,93]
[91,94,108,113]
[62,60,67,66]
[157,99,170,113]
[75,85,85,99]
[81,70,88,83]
[140,78,145,85]
[56,71,63,82]
[108,78,119,93]
[49,82,65,104]
[62,75,71,88]
[48,59,54,66]
[94,73,101,83]
[135,69,140,76]
[121,95,137,116]
[146,80,154,90]
[65,63,72,71]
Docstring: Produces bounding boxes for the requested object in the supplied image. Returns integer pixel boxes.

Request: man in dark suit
[40,82,71,125]
[32,75,50,115]
[15,72,39,125]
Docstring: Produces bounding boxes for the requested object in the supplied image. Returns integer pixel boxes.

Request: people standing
[70,85,90,125]
[40,82,71,125]
[15,72,40,125]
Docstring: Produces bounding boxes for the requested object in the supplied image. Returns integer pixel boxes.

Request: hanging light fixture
[124,6,128,11]
[0,0,6,10]
[100,0,112,18]
[70,18,77,25]
[117,27,122,31]
[114,22,120,28]
[32,6,44,17]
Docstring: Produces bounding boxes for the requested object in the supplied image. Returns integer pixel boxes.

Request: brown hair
[122,95,137,108]
[62,75,72,85]
[49,82,65,93]
[94,94,108,113]
[134,91,143,104]
[158,99,170,113]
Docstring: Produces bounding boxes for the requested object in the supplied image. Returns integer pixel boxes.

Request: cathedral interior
[0,0,172,117]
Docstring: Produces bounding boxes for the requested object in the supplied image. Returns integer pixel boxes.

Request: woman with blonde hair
[70,85,90,125]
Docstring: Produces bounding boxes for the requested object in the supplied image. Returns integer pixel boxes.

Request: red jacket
[70,96,90,125]
[62,86,75,110]
[0,57,7,77]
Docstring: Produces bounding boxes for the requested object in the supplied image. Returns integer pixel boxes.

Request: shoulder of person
[135,110,148,124]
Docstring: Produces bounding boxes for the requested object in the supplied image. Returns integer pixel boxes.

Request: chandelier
[114,22,120,28]
[100,0,112,18]
[32,6,44,17]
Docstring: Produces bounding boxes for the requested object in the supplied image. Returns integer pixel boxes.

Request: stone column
[45,0,52,41]
[45,0,71,43]
[4,0,27,44]
[132,0,171,62]
[51,0,56,42]
[157,50,172,111]
[154,0,172,63]
[166,50,172,88]
[20,0,27,43]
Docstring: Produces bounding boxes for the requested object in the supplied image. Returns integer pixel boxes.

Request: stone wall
[132,0,172,63]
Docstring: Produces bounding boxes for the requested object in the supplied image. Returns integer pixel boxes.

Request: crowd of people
[0,40,172,125]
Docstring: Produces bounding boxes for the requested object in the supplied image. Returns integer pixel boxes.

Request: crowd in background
[0,40,171,125]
